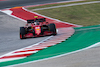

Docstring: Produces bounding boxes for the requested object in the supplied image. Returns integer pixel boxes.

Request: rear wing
[27,18,46,23]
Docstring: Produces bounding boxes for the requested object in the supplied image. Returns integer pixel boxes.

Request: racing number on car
[35,26,41,35]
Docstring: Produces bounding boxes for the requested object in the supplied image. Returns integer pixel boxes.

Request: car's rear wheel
[20,27,27,39]
[48,23,57,35]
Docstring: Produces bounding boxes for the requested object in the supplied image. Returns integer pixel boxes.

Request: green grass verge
[27,0,99,10]
[27,0,100,26]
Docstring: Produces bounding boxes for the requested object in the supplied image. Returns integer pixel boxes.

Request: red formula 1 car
[20,18,57,39]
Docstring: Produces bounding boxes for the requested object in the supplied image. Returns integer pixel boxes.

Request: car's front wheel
[20,27,27,39]
[48,23,57,35]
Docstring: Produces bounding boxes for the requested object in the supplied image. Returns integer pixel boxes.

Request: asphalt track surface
[0,0,100,67]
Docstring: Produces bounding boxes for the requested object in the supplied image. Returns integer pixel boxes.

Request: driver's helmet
[34,21,39,25]
[34,22,37,25]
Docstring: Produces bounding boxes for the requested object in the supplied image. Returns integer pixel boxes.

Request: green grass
[27,0,99,10]
[27,0,100,26]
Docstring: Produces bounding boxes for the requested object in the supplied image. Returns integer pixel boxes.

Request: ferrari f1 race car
[20,18,57,39]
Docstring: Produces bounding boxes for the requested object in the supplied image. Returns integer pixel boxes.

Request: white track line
[76,26,100,31]
[24,0,84,8]
[32,1,100,11]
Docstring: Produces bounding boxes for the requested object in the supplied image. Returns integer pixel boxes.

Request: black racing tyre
[20,27,27,39]
[48,23,57,35]
[40,27,44,35]
[32,29,35,36]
